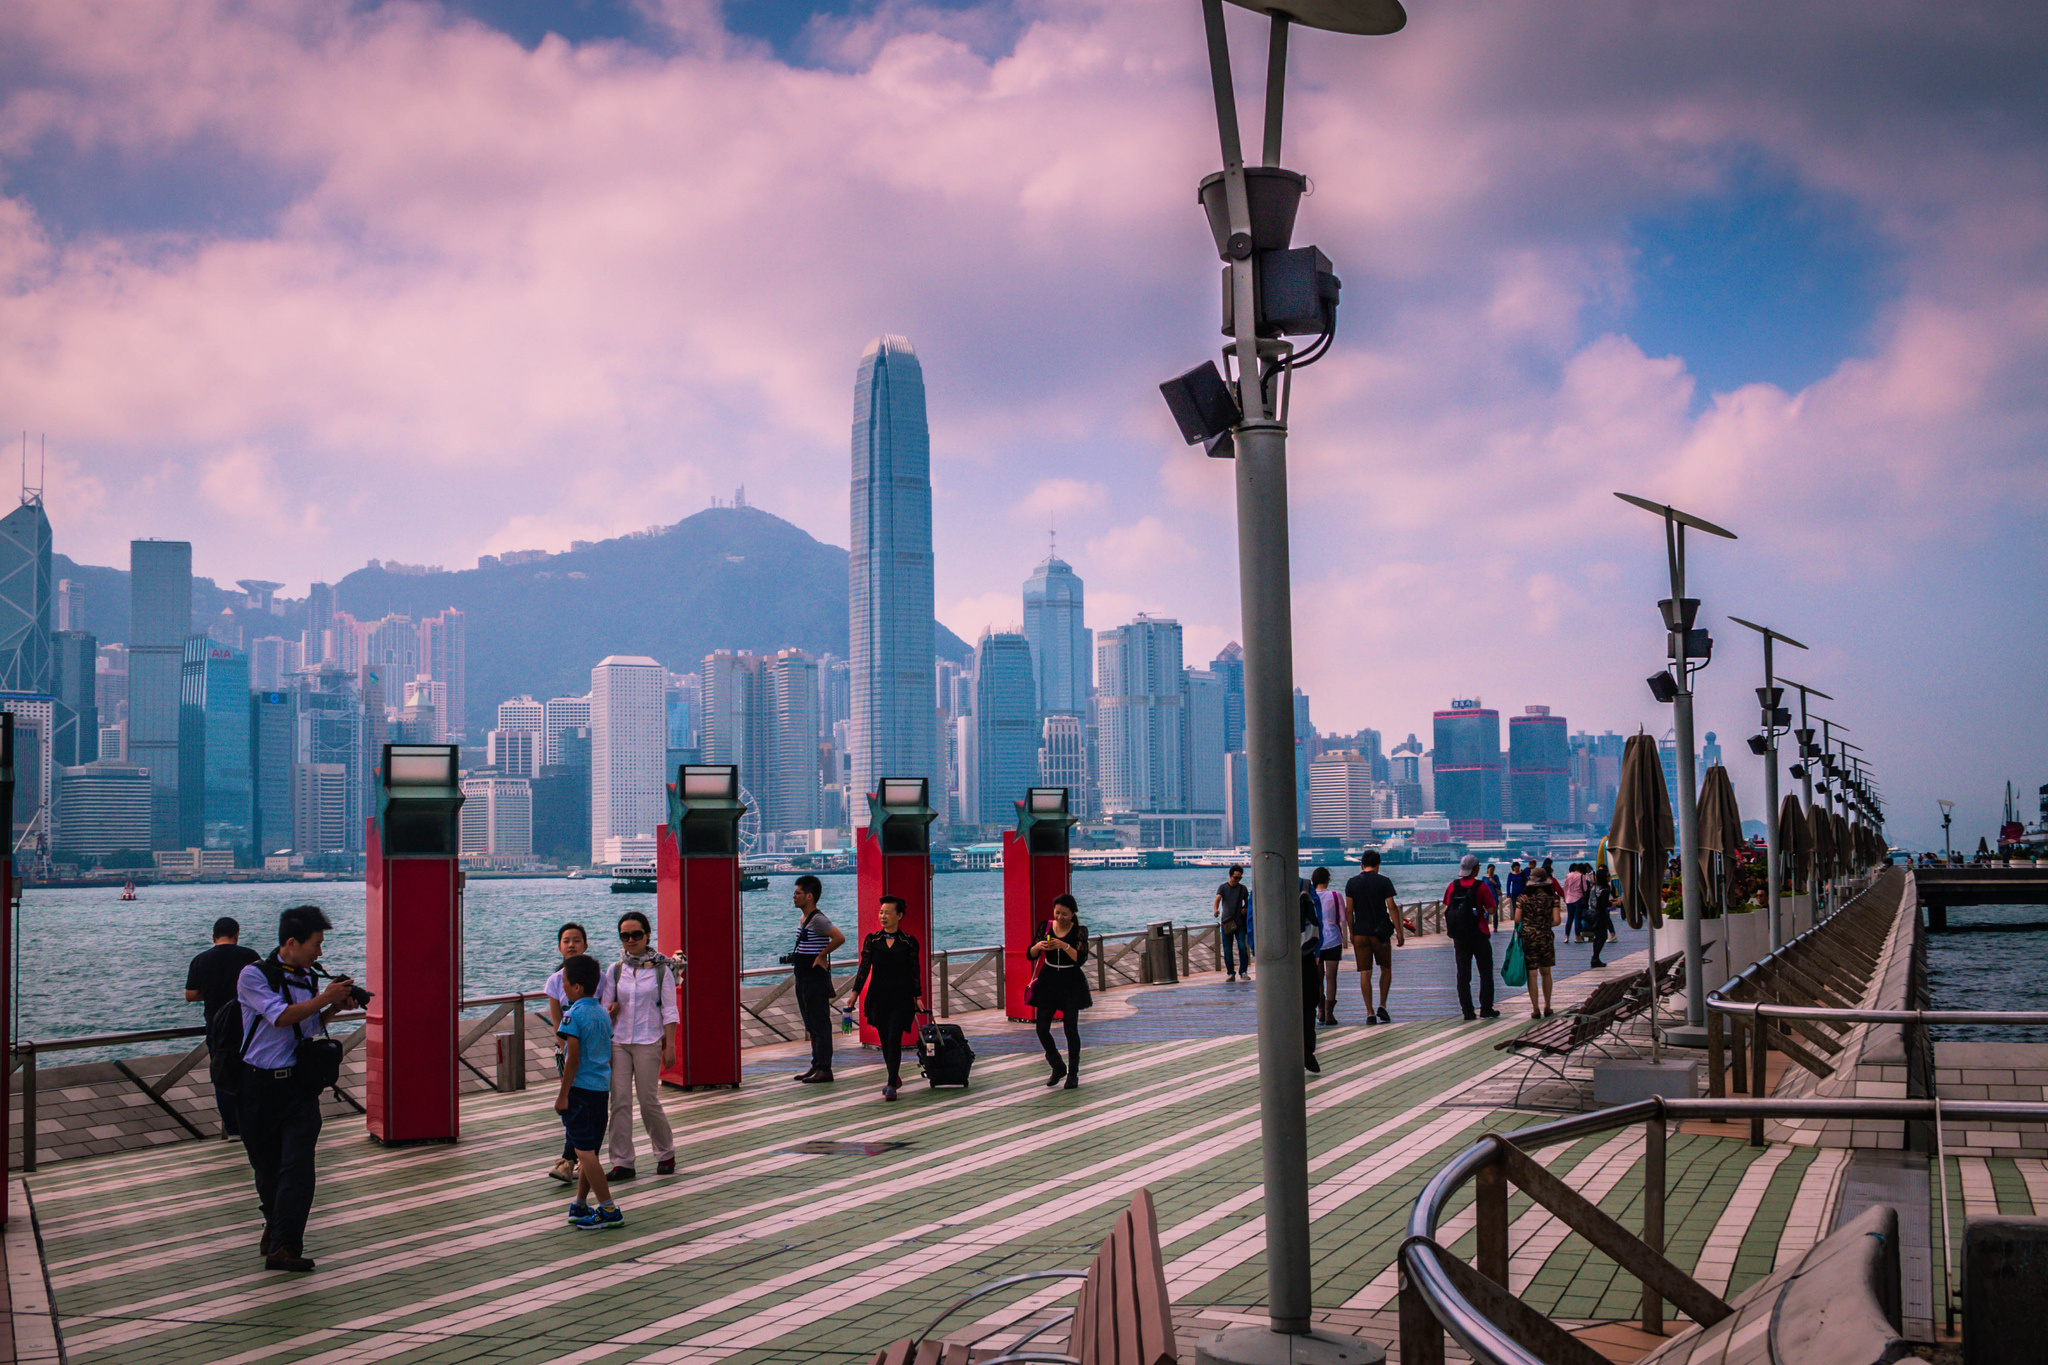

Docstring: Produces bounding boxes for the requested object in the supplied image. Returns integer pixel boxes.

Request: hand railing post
[1475,1147,1510,1286]
[1642,1113,1666,1336]
[1096,940,1108,992]
[1178,925,1191,978]
[19,1047,35,1175]
[939,952,952,1019]
[1751,1009,1769,1146]
[1707,1005,1726,1097]
[1397,1253,1447,1365]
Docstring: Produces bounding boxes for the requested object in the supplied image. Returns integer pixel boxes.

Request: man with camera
[788,875,845,1083]
[237,905,359,1272]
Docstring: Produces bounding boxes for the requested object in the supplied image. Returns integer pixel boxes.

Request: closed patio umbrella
[1607,732,1674,932]
[1778,794,1810,893]
[1696,764,1745,907]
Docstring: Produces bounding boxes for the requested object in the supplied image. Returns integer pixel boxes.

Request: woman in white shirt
[599,911,681,1180]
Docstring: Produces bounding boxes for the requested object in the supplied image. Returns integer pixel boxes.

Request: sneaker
[574,1205,626,1232]
[882,1083,898,1101]
[546,1160,575,1184]
[567,1200,592,1224]
[1377,1007,1391,1024]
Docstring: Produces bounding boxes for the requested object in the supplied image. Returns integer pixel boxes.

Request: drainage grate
[777,1139,914,1156]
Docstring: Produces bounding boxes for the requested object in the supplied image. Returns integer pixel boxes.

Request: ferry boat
[608,863,656,893]
[119,880,137,901]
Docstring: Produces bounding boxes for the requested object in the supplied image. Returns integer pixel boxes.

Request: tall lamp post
[1730,617,1806,950]
[1615,493,1736,1044]
[1158,2,1405,1358]
[1938,799,1954,861]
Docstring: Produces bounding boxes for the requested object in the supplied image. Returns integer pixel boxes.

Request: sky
[2,0,2044,850]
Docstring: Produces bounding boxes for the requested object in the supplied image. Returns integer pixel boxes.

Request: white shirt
[599,956,680,1046]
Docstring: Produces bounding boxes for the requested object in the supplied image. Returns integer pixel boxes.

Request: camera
[311,963,373,1007]
[778,952,804,967]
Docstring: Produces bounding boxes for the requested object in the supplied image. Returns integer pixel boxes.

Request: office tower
[952,713,978,827]
[699,651,766,786]
[208,607,243,649]
[819,655,851,736]
[1096,615,1183,814]
[356,613,418,680]
[486,728,539,777]
[1658,732,1679,812]
[667,672,701,753]
[1569,731,1625,825]
[99,724,125,761]
[532,727,592,866]
[304,582,335,664]
[248,636,301,691]
[543,694,590,767]
[129,540,192,848]
[1293,689,1315,836]
[1358,728,1387,782]
[55,578,82,632]
[1211,643,1245,753]
[497,695,544,735]
[1039,715,1086,797]
[1507,705,1569,827]
[972,631,1038,830]
[1,697,51,857]
[417,609,466,740]
[1433,699,1503,839]
[1225,750,1250,845]
[358,664,388,823]
[1179,668,1226,813]
[52,629,98,767]
[1390,737,1425,818]
[1308,751,1379,839]
[849,334,940,810]
[399,676,445,744]
[297,666,365,855]
[250,690,294,859]
[765,650,822,837]
[459,776,533,858]
[54,760,151,860]
[590,656,666,862]
[179,640,252,857]
[1022,552,1089,716]
[292,762,351,855]
[0,495,53,697]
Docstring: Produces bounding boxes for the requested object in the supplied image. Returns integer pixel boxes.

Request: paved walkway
[14,938,1854,1365]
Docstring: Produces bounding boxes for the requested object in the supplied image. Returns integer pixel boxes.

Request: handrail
[1708,1001,2048,1025]
[1400,1095,2048,1365]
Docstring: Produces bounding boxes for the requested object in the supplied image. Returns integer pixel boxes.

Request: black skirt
[1032,964,1093,1013]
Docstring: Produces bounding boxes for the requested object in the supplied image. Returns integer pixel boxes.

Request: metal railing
[1397,1095,2048,1365]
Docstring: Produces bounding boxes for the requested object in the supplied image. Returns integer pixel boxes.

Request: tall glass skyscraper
[1432,700,1503,839]
[1022,552,1089,716]
[1507,705,1569,827]
[1096,616,1184,814]
[179,640,252,857]
[972,631,1039,829]
[130,540,192,848]
[849,335,940,811]
[0,497,53,697]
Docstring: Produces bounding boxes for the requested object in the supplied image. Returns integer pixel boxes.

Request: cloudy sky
[3,0,2044,847]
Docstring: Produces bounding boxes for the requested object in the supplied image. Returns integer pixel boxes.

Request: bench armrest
[910,1270,1091,1356]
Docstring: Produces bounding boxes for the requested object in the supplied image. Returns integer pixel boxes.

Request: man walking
[789,875,845,1083]
[1213,865,1251,982]
[1443,854,1500,1021]
[1504,861,1527,919]
[1345,851,1403,1024]
[185,916,259,1137]
[238,905,357,1272]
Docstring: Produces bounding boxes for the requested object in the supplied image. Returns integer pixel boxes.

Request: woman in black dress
[1027,894,1091,1089]
[848,895,924,1101]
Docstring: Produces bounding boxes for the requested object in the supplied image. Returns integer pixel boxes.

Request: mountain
[55,506,972,730]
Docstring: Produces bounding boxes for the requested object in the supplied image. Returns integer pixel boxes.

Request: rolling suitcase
[915,1013,975,1089]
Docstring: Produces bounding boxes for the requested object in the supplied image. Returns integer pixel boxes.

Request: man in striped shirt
[790,875,846,1082]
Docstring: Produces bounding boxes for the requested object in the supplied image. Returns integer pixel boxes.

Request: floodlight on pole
[1938,799,1955,859]
[1172,3,1405,1358]
[1615,493,1736,1043]
[1728,616,1807,949]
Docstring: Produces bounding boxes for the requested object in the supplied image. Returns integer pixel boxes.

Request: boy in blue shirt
[554,955,624,1230]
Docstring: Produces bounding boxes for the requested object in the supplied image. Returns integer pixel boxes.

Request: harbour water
[14,862,1468,1047]
[1923,897,2048,1042]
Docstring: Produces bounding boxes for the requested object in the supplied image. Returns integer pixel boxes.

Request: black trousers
[1454,934,1496,1017]
[794,971,835,1074]
[239,1071,322,1256]
[1301,954,1319,1061]
[1589,907,1613,961]
[871,997,917,1084]
[213,1081,241,1138]
[1034,1003,1081,1073]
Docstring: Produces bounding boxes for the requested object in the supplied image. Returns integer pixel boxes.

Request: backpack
[207,958,289,1090]
[1298,890,1321,954]
[1445,880,1485,938]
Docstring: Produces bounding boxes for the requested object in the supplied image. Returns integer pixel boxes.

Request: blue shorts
[561,1086,608,1154]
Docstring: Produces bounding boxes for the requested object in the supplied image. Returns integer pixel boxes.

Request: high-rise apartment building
[1569,730,1625,825]
[354,613,419,681]
[1308,750,1379,839]
[487,728,539,778]
[849,335,940,813]
[129,540,192,848]
[417,608,466,740]
[297,666,365,855]
[248,636,302,692]
[1211,643,1246,754]
[292,762,351,855]
[1039,715,1086,797]
[765,650,822,837]
[1179,668,1227,814]
[972,631,1038,830]
[1022,553,1089,717]
[55,578,82,633]
[1096,616,1183,814]
[250,690,294,859]
[304,582,335,664]
[543,694,590,768]
[52,629,98,767]
[699,651,766,786]
[818,655,851,736]
[0,496,53,698]
[1507,705,1569,828]
[180,640,252,857]
[590,656,666,862]
[1433,700,1502,839]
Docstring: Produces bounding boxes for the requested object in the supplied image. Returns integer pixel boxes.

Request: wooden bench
[869,1189,1178,1365]
[1492,953,1684,1106]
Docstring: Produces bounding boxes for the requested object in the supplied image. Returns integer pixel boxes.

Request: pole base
[1194,1327,1387,1365]
[1662,1024,1710,1049]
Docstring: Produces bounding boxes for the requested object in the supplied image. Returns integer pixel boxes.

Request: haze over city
[3,0,2044,847]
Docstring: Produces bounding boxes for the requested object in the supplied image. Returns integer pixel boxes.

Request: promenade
[8,933,1866,1365]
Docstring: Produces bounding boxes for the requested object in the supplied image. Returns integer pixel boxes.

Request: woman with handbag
[847,895,925,1101]
[1027,894,1091,1089]
[1587,866,1617,968]
[1513,867,1562,1018]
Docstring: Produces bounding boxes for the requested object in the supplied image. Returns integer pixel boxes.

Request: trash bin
[1146,921,1178,985]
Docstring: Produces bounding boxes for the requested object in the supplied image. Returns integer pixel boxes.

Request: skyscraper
[179,640,252,857]
[849,335,940,812]
[973,631,1038,830]
[417,608,467,740]
[1507,705,1569,827]
[304,582,335,664]
[1211,643,1245,754]
[1433,699,1502,839]
[250,690,294,859]
[543,694,591,768]
[1038,714,1086,797]
[765,650,822,837]
[590,656,666,862]
[0,496,53,697]
[1022,552,1089,717]
[297,666,365,857]
[52,629,98,767]
[1179,668,1227,814]
[1308,750,1378,839]
[1096,616,1184,814]
[699,651,766,787]
[129,540,192,848]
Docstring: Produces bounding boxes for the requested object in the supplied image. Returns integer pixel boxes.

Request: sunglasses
[620,930,647,942]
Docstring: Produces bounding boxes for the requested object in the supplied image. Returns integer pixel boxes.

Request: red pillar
[854,779,937,1048]
[659,767,746,1087]
[1003,788,1075,1021]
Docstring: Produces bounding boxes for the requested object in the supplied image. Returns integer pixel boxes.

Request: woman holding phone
[847,895,925,1101]
[1027,893,1091,1089]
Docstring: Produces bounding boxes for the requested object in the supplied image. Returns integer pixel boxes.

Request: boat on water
[119,880,137,901]
[609,863,656,893]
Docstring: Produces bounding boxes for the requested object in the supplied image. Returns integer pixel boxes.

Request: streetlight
[1938,799,1955,860]
[1729,616,1806,950]
[1779,679,1830,816]
[1614,493,1736,1045]
[1161,2,1404,1358]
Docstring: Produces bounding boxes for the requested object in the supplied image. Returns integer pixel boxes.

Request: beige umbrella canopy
[1607,732,1674,930]
[1834,811,1852,875]
[1696,765,1745,897]
[1779,794,1810,890]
